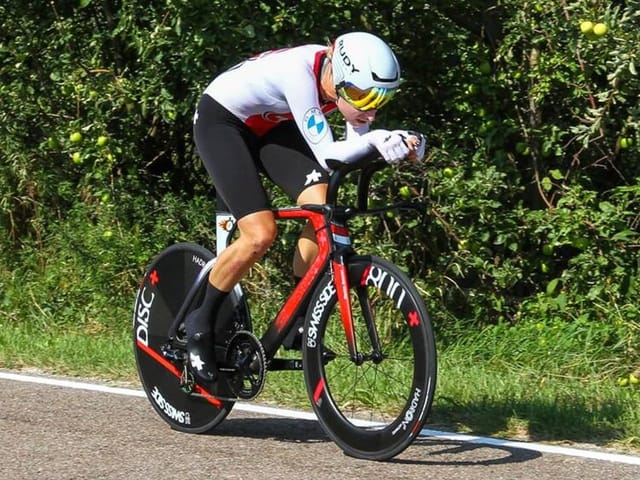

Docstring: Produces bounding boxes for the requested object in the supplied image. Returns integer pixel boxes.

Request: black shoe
[186,332,218,384]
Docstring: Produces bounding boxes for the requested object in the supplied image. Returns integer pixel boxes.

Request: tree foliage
[0,1,638,367]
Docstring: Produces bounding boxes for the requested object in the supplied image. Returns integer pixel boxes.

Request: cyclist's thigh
[193,95,268,219]
[259,121,329,201]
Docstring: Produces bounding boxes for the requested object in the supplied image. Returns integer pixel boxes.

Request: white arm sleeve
[282,69,379,170]
[346,121,371,139]
[314,136,375,170]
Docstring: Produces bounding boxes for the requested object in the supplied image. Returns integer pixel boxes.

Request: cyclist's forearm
[315,136,376,170]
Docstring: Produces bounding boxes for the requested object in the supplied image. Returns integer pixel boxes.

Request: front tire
[302,255,437,460]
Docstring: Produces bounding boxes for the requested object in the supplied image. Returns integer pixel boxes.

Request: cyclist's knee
[249,227,277,255]
[237,212,277,256]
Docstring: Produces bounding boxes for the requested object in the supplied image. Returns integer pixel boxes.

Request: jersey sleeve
[345,121,371,139]
[282,70,376,171]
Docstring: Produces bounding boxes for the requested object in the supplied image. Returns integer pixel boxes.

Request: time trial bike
[133,155,437,460]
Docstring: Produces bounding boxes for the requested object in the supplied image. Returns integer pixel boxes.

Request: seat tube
[215,210,236,256]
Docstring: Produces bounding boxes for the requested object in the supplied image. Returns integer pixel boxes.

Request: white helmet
[331,32,401,111]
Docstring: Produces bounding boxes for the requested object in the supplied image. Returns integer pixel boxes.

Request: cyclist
[188,31,426,385]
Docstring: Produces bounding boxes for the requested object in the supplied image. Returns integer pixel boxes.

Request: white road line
[1,370,639,466]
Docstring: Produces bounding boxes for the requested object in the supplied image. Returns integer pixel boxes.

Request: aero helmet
[331,32,401,111]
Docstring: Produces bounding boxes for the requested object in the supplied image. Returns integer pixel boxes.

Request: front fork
[330,225,383,365]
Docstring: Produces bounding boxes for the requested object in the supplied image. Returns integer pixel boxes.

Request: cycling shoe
[186,332,218,385]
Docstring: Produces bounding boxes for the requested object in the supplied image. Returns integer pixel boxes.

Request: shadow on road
[207,417,330,443]
[394,437,541,465]
[206,416,541,465]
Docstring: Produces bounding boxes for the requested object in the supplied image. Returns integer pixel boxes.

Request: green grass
[1,314,639,453]
[434,353,640,447]
[0,319,137,383]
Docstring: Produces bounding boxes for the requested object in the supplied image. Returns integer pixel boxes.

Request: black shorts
[193,94,329,219]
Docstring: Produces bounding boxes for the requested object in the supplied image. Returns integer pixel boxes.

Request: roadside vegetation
[1,1,638,451]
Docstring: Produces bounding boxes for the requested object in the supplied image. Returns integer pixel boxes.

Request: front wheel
[302,255,437,460]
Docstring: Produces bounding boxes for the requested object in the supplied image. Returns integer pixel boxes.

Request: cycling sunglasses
[336,82,397,111]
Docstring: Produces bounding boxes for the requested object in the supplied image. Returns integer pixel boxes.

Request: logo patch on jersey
[304,169,323,186]
[263,111,293,123]
[303,107,328,144]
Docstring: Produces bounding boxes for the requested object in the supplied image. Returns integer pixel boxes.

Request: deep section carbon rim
[303,255,437,460]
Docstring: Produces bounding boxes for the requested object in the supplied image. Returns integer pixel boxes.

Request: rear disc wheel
[133,242,249,433]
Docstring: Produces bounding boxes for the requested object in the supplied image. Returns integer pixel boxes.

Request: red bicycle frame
[258,205,358,361]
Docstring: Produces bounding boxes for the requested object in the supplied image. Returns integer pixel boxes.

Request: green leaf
[546,278,560,296]
[549,169,564,180]
[598,201,615,213]
[541,177,552,191]
[79,0,92,8]
[611,230,637,241]
[242,24,255,38]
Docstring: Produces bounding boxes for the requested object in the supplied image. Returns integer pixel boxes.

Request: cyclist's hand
[367,130,411,165]
[392,130,426,162]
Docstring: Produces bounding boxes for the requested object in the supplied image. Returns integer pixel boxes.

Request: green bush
[1,1,638,375]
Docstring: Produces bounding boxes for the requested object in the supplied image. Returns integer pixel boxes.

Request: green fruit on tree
[540,261,550,273]
[542,244,554,256]
[515,142,530,155]
[592,23,608,36]
[399,186,411,199]
[103,230,113,239]
[72,152,82,164]
[630,374,639,385]
[96,135,108,147]
[619,137,633,149]
[618,377,629,387]
[443,167,455,178]
[479,61,491,75]
[579,21,594,34]
[69,132,83,143]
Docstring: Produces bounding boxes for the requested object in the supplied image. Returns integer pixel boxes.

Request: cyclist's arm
[284,72,378,170]
[345,121,371,139]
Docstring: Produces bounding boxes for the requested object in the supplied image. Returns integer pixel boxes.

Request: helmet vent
[372,71,399,83]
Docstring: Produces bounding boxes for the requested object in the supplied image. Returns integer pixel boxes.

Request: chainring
[225,330,266,400]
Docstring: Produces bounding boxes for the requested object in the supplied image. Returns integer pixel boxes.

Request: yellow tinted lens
[339,85,395,111]
[341,85,371,102]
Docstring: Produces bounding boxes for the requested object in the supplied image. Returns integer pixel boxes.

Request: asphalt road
[1,373,639,480]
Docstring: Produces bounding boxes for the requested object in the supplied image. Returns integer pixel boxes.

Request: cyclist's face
[337,97,377,126]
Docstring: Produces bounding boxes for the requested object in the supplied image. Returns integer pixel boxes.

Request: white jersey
[204,45,373,170]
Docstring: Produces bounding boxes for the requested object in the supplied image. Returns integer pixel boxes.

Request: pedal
[161,344,186,363]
